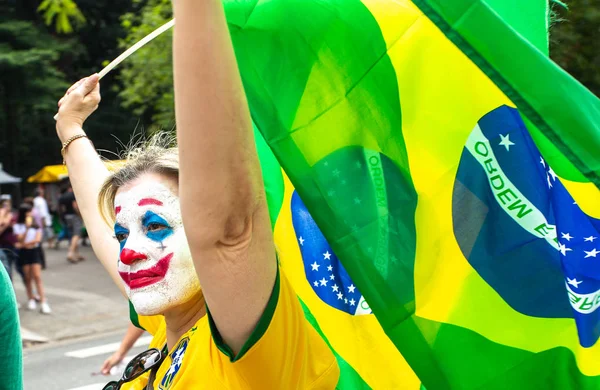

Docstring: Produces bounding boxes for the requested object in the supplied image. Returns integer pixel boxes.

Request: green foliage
[37,0,86,34]
[550,0,600,96]
[0,0,138,188]
[0,16,71,178]
[118,0,174,131]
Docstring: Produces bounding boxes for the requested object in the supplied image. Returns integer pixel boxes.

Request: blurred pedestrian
[33,188,55,248]
[14,203,51,314]
[59,185,84,263]
[0,198,17,280]
[23,197,46,270]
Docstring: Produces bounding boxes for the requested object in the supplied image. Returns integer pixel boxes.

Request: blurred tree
[0,9,71,176]
[0,0,140,186]
[118,0,174,131]
[58,0,144,156]
[37,0,86,34]
[550,0,600,96]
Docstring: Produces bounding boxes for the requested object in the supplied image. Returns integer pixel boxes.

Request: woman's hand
[55,74,101,143]
[100,351,124,375]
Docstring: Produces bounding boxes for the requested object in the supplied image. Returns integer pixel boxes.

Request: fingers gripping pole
[54,19,175,121]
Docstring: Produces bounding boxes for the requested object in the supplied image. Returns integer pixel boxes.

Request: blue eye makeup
[142,211,173,242]
[114,223,129,251]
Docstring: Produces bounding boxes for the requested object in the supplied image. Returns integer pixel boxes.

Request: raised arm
[55,76,125,297]
[173,1,277,354]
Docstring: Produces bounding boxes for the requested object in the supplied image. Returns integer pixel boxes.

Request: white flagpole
[98,19,175,79]
[55,19,175,120]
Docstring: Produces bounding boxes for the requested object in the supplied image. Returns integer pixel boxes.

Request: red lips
[119,253,173,289]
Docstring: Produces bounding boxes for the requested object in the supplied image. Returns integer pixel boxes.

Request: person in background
[100,323,145,376]
[14,203,51,314]
[33,188,55,248]
[0,198,16,279]
[0,262,23,390]
[59,185,84,263]
[23,197,47,270]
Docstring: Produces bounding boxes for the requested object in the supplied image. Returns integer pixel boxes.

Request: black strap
[144,344,168,390]
[144,365,160,390]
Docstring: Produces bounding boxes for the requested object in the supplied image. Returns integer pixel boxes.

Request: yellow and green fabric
[223,0,600,388]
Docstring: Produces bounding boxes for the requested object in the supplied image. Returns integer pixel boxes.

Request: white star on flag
[329,274,335,280]
[540,156,545,167]
[349,299,356,306]
[344,298,348,304]
[584,236,597,242]
[561,232,573,241]
[567,277,582,288]
[547,174,553,189]
[298,236,305,246]
[558,242,572,256]
[332,284,339,292]
[313,280,319,287]
[499,134,515,151]
[348,284,356,293]
[337,292,343,300]
[584,248,600,258]
[327,265,333,271]
[548,167,558,181]
[323,251,332,260]
[320,278,328,286]
[311,261,320,271]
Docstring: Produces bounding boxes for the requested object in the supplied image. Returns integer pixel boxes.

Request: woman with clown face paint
[54,1,339,389]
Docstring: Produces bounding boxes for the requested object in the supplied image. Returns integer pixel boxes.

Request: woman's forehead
[114,181,178,210]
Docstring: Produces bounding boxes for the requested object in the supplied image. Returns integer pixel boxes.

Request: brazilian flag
[225,0,600,388]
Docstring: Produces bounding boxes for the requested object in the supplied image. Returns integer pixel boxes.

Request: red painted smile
[119,253,173,289]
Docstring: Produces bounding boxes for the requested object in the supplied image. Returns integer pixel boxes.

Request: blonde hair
[98,132,179,225]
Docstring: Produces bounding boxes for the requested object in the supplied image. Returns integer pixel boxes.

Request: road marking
[65,336,153,358]
[13,282,106,302]
[65,384,105,390]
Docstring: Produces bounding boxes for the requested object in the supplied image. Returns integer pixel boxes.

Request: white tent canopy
[0,164,21,184]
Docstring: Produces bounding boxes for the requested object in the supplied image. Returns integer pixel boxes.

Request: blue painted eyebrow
[114,223,129,234]
[142,211,171,228]
[142,211,173,243]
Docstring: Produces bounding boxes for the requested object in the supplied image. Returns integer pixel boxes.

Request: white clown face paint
[114,174,201,315]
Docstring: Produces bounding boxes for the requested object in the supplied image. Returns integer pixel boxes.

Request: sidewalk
[13,244,130,346]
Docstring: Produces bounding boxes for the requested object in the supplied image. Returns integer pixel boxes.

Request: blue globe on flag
[291,191,372,315]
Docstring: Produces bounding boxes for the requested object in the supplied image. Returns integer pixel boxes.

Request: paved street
[12,243,146,388]
[23,331,151,390]
[15,244,129,343]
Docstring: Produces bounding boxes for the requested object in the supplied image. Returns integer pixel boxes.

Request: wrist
[56,122,85,144]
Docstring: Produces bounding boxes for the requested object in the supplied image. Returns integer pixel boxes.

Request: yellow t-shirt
[123,268,339,389]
